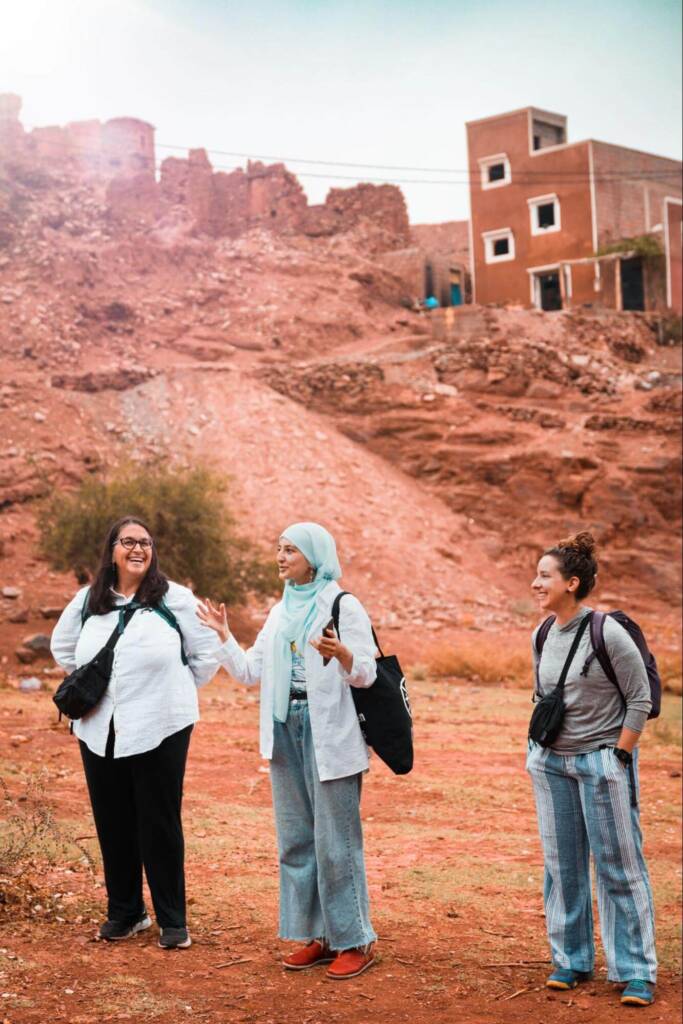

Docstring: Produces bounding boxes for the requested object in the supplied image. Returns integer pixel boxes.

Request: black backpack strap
[81,587,92,627]
[153,600,188,666]
[588,610,626,706]
[331,591,383,656]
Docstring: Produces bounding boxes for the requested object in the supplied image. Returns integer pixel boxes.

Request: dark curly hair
[87,516,169,615]
[544,531,598,600]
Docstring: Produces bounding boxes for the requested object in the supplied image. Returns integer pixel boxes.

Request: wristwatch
[614,747,633,766]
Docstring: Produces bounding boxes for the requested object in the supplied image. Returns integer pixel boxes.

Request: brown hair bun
[557,531,596,557]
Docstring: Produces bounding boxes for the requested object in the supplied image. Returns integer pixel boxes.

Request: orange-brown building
[467,107,682,313]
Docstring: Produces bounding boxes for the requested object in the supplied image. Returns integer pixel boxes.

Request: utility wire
[18,129,683,186]
[156,141,682,180]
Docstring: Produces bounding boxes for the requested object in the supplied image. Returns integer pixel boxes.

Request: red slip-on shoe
[282,940,334,971]
[326,945,376,980]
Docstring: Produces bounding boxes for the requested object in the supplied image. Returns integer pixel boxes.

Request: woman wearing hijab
[197,522,378,979]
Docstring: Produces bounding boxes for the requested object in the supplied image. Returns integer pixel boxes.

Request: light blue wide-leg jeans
[270,702,376,951]
[527,743,657,983]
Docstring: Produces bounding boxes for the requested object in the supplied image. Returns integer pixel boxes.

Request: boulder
[22,633,52,652]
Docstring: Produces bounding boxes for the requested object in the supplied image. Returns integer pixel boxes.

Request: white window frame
[482,228,515,264]
[528,193,561,236]
[478,153,511,190]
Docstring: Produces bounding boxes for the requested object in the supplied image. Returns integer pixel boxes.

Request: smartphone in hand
[320,617,335,666]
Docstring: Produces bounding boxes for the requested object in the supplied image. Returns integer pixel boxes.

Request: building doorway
[424,261,435,302]
[533,270,562,311]
[450,268,463,306]
[620,257,645,311]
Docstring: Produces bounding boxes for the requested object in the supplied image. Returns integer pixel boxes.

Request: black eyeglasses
[115,537,153,551]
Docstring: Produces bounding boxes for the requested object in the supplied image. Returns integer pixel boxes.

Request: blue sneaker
[546,967,593,990]
[621,980,655,1006]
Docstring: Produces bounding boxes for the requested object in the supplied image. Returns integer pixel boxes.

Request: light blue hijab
[272,522,342,723]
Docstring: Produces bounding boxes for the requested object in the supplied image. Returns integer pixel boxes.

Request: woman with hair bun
[527,531,657,1008]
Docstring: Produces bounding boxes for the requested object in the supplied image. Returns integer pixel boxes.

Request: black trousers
[79,722,193,929]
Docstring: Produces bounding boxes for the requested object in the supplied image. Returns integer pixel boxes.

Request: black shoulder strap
[102,601,141,652]
[555,612,593,694]
[331,591,383,656]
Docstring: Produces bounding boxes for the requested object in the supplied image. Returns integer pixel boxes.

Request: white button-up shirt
[217,581,377,782]
[50,582,221,757]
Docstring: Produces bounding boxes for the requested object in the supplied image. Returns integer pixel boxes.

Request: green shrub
[38,463,279,604]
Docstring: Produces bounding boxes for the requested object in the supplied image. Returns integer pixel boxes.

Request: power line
[17,129,683,187]
[156,141,682,180]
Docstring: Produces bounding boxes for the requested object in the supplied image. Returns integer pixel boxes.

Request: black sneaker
[98,913,152,941]
[158,926,192,949]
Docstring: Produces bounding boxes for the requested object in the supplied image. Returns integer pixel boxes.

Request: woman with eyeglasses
[51,516,220,950]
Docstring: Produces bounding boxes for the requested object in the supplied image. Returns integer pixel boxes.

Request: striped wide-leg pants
[526,744,657,983]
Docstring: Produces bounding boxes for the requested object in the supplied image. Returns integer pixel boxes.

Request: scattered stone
[39,606,63,619]
[229,339,265,352]
[22,633,52,652]
[2,587,21,599]
[10,734,31,745]
[19,677,42,692]
[8,608,29,623]
[15,647,38,664]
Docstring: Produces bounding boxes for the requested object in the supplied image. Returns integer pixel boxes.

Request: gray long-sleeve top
[531,606,651,755]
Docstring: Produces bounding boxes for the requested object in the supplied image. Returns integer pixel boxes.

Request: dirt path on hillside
[1,678,680,1024]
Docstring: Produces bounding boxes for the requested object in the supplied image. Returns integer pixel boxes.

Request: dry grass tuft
[426,639,530,685]
[658,652,682,696]
[0,771,94,917]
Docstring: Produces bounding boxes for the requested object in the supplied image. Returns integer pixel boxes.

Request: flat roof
[465,106,567,128]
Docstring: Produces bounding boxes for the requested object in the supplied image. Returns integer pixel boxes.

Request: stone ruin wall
[1,93,410,250]
[0,94,155,180]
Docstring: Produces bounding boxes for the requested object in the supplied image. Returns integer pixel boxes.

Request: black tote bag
[331,592,413,775]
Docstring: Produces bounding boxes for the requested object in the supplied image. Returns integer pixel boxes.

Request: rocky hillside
[0,156,681,674]
[262,305,682,612]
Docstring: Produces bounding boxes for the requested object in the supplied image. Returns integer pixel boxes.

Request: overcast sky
[1,0,681,223]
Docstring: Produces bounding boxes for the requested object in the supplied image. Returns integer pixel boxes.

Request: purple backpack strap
[589,610,626,705]
[534,615,555,692]
[535,615,555,655]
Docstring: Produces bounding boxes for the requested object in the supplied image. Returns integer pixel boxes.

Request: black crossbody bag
[331,591,413,775]
[53,601,141,721]
[528,612,592,747]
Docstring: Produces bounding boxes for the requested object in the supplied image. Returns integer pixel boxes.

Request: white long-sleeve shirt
[217,581,377,781]
[50,582,221,757]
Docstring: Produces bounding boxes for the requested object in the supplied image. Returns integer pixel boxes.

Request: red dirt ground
[1,676,680,1024]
